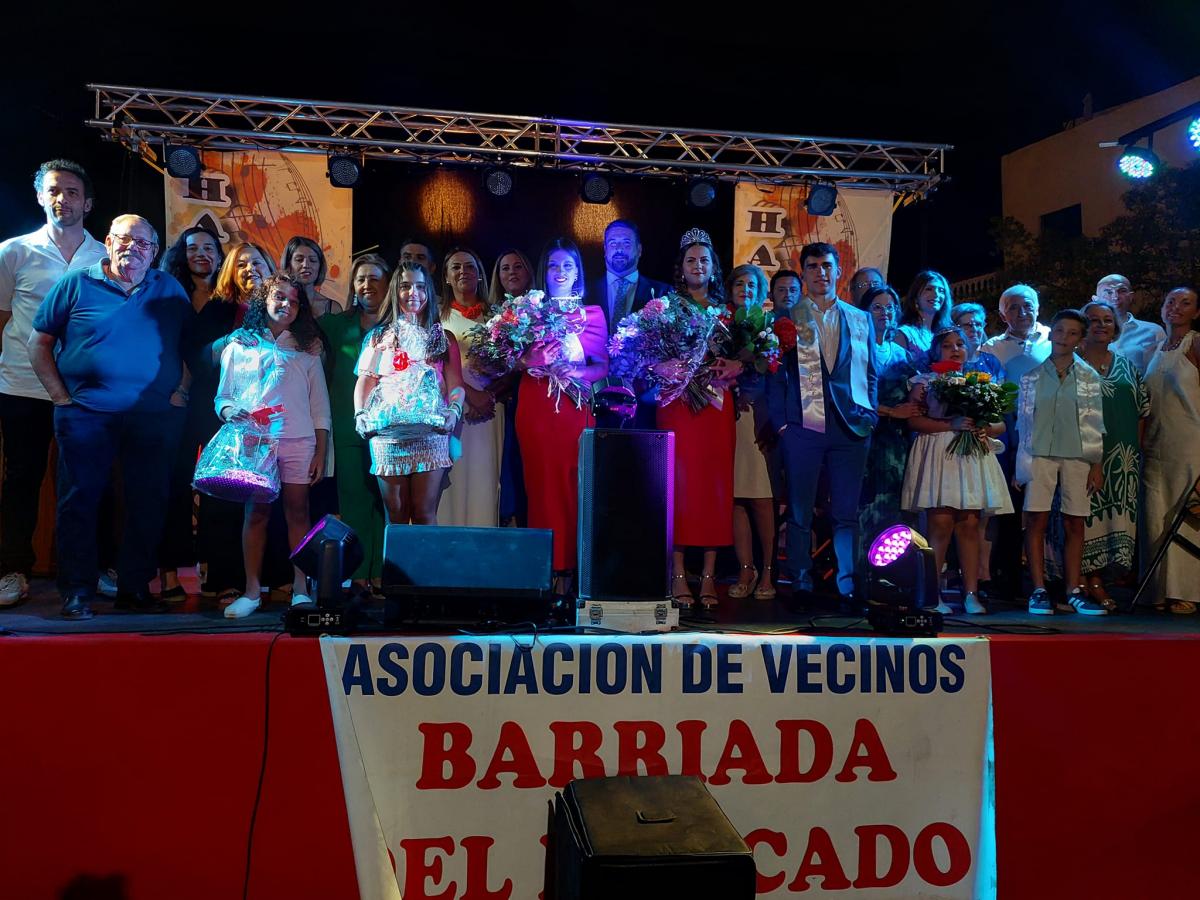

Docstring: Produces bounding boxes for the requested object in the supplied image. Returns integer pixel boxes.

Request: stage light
[327,154,362,189]
[580,173,613,204]
[1117,146,1159,180]
[686,178,718,209]
[1188,117,1200,151]
[164,144,201,179]
[290,515,364,606]
[805,183,838,216]
[483,166,513,197]
[865,524,941,635]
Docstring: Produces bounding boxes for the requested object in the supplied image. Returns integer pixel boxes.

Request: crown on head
[679,227,712,249]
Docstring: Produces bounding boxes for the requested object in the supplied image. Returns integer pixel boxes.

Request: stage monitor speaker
[577,429,673,602]
[549,775,756,899]
[382,525,554,626]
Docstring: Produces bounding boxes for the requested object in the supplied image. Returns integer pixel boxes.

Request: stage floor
[4,571,1197,638]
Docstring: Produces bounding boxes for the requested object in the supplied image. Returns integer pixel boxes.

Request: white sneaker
[0,572,29,606]
[224,596,261,619]
[963,592,987,615]
[931,601,954,615]
[291,593,314,606]
[97,568,119,598]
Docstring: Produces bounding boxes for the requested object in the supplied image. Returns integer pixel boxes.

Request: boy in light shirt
[1015,309,1107,616]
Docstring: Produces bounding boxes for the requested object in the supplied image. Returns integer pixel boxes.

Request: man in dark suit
[759,242,877,608]
[588,219,672,335]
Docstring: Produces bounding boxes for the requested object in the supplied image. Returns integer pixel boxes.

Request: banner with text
[321,635,994,899]
[733,184,895,298]
[163,149,353,301]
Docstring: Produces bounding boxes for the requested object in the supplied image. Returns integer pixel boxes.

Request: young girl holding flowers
[900,326,1013,614]
[214,273,331,619]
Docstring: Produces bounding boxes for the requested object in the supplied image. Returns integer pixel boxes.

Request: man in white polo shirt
[0,160,106,606]
[1094,273,1165,374]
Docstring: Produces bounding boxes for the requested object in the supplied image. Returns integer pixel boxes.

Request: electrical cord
[243,630,284,900]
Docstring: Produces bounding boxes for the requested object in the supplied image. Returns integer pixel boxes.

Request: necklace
[1053,359,1075,379]
[452,300,485,320]
[1163,333,1187,352]
[1082,349,1111,374]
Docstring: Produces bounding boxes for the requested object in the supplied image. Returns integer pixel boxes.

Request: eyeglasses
[853,281,883,291]
[109,233,157,253]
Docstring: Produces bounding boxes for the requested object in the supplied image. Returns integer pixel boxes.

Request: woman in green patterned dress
[857,286,920,567]
[1077,300,1149,608]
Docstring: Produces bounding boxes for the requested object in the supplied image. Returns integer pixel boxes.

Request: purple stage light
[868,525,913,567]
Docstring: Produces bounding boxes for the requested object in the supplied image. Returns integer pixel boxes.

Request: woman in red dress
[515,239,609,594]
[658,229,741,609]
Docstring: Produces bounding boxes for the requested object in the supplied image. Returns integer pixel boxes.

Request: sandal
[1169,600,1197,615]
[727,565,757,599]
[671,573,694,608]
[1087,579,1117,613]
[754,565,776,600]
[699,574,719,609]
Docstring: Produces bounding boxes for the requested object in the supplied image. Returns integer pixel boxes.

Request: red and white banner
[733,184,895,298]
[321,634,995,899]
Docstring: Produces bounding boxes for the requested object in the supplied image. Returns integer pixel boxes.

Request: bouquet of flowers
[928,361,1019,457]
[725,303,781,374]
[466,290,588,406]
[608,293,731,412]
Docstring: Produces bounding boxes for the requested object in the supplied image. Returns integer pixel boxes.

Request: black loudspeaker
[381,525,555,626]
[577,429,673,601]
[549,776,756,900]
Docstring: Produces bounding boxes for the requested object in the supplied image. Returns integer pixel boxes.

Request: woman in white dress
[1141,286,1200,613]
[901,327,1013,614]
[437,247,503,526]
[726,264,777,600]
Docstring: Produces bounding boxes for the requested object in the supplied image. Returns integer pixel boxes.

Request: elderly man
[981,284,1050,383]
[29,214,192,619]
[848,266,885,306]
[1094,273,1165,374]
[0,160,107,607]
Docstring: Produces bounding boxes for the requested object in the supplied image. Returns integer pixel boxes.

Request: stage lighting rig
[686,178,718,209]
[483,166,513,197]
[164,144,201,179]
[327,154,362,189]
[1188,117,1200,152]
[865,525,942,636]
[286,515,364,634]
[1117,145,1159,180]
[579,173,613,204]
[805,183,838,216]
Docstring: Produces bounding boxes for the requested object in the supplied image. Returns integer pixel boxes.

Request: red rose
[773,317,798,353]
[930,360,963,374]
[393,351,410,372]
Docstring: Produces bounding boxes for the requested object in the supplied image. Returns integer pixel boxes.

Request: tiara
[680,227,712,249]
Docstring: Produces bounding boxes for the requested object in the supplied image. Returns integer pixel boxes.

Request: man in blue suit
[589,219,672,335]
[760,242,877,607]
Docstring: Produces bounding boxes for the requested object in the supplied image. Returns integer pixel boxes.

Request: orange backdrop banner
[164,150,354,302]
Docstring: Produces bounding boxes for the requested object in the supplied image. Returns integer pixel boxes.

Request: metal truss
[88,84,951,198]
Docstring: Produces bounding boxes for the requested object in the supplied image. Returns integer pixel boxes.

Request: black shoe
[115,590,169,614]
[61,595,95,620]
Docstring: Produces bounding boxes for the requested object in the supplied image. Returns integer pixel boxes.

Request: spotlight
[580,173,613,204]
[327,154,362,189]
[164,144,201,179]
[1117,146,1159,180]
[483,166,513,197]
[865,524,942,636]
[805,183,838,216]
[1188,117,1200,151]
[686,178,718,209]
[286,514,365,635]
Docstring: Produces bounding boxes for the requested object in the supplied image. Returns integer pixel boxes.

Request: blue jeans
[780,416,870,595]
[54,404,181,596]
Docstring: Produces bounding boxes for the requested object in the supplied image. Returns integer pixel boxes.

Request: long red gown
[516,306,606,571]
[656,390,735,547]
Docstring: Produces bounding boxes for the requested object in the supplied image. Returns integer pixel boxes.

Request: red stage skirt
[516,377,594,570]
[657,391,735,547]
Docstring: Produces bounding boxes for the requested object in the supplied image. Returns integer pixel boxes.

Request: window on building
[1040,204,1082,238]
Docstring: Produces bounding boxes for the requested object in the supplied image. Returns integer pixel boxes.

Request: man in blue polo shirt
[30,214,192,619]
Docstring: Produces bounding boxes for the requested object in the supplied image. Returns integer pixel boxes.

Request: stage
[2,577,1198,899]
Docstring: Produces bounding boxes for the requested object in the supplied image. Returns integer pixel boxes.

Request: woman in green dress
[857,286,920,567]
[1077,300,1149,608]
[318,254,392,590]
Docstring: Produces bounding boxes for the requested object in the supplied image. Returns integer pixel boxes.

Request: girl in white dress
[901,327,1013,613]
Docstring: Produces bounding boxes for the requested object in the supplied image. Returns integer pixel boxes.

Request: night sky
[1,1,1197,288]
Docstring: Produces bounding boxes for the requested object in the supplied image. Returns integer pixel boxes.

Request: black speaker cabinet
[577,429,673,601]
[549,775,756,900]
[382,525,554,626]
